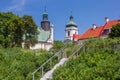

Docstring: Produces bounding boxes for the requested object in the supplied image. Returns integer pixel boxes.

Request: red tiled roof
[73,19,120,41]
[73,26,103,40]
[73,27,103,40]
[73,34,82,40]
[80,26,103,40]
[104,20,120,29]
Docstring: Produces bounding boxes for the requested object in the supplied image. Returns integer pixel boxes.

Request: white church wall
[47,27,54,44]
[30,43,53,51]
[65,27,78,41]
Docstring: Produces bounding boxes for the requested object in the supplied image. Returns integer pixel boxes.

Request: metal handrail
[34,43,120,80]
[32,46,67,80]
[68,44,84,59]
[32,44,84,80]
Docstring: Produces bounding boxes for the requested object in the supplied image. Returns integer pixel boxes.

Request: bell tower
[41,10,50,31]
[65,15,78,42]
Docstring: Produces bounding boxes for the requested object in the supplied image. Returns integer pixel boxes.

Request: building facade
[64,15,78,43]
[30,11,54,51]
[73,17,120,41]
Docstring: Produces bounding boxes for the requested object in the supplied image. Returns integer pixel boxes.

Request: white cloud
[7,0,27,11]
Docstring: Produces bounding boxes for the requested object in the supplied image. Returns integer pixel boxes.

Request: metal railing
[32,44,84,80]
[68,44,84,59]
[32,46,67,80]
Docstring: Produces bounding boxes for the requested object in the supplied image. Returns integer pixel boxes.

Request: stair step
[40,58,68,80]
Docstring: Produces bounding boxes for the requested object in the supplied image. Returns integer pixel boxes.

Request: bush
[0,48,53,80]
[52,38,120,80]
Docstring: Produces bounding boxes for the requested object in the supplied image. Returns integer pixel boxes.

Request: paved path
[40,58,68,80]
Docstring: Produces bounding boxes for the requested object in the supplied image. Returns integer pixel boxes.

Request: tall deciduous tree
[5,16,25,47]
[0,12,38,48]
[109,23,120,38]
[22,15,38,48]
[0,12,23,47]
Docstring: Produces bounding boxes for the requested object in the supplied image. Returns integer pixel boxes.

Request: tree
[0,12,38,48]
[0,12,24,47]
[6,16,25,47]
[22,15,38,48]
[109,23,120,38]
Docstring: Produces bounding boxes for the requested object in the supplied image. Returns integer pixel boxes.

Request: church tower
[30,10,54,51]
[65,15,78,42]
[41,11,50,31]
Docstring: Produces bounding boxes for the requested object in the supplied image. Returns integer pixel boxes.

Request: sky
[0,0,120,41]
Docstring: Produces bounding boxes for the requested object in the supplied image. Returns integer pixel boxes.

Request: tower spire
[42,7,48,21]
[70,11,74,21]
[44,6,46,12]
[44,0,47,12]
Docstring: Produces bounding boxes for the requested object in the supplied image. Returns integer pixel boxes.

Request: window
[68,31,70,37]
[102,29,110,35]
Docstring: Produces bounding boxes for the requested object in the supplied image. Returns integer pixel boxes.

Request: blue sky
[0,0,120,41]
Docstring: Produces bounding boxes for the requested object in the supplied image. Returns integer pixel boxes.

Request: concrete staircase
[40,58,68,80]
[32,44,84,80]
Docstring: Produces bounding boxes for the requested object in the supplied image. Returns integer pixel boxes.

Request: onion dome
[66,15,77,27]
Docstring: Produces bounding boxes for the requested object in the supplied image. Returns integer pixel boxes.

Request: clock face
[41,22,50,31]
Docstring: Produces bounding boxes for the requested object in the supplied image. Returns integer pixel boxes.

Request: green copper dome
[66,15,77,27]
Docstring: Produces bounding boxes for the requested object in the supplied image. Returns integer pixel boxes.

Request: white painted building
[30,11,54,51]
[64,15,78,43]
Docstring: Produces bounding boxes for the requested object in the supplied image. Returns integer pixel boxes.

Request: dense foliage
[22,15,38,48]
[0,12,38,48]
[52,40,80,57]
[34,43,81,79]
[0,48,53,80]
[65,43,80,57]
[52,40,65,52]
[52,38,120,80]
[109,23,120,38]
[0,38,80,80]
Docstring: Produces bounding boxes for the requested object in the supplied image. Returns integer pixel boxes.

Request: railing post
[63,50,65,58]
[50,58,52,69]
[58,51,61,62]
[83,46,86,52]
[42,66,44,77]
[77,51,78,56]
[58,54,60,62]
[32,73,34,80]
[64,49,67,58]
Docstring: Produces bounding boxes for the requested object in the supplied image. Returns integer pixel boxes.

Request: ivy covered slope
[52,38,120,80]
[0,48,53,80]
